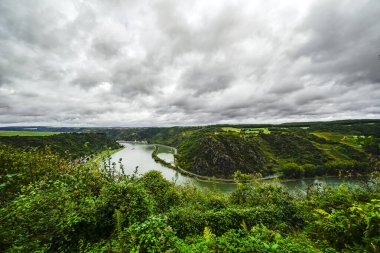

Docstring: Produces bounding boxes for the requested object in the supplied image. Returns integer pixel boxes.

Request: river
[110,142,360,193]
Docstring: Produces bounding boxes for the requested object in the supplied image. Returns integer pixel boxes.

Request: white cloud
[0,0,379,126]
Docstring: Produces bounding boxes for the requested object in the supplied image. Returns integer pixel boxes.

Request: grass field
[311,131,368,149]
[157,145,175,154]
[245,128,271,134]
[222,127,271,134]
[222,127,241,132]
[85,147,124,167]
[0,131,62,136]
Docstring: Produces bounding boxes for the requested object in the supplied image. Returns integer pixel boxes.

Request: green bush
[280,163,304,179]
[182,225,321,253]
[94,179,154,236]
[0,145,71,202]
[140,170,180,212]
[308,199,380,251]
[117,215,184,252]
[0,179,97,252]
[230,183,304,229]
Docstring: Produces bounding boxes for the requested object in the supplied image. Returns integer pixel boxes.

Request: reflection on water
[157,153,174,163]
[111,142,361,194]
[110,142,191,185]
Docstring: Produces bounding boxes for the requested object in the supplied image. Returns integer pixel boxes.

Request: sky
[0,0,379,127]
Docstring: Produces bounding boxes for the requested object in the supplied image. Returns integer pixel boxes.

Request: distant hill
[0,133,120,159]
[175,127,377,179]
[2,120,379,179]
[0,126,87,133]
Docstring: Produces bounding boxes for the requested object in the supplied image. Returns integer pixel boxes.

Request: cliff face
[176,129,373,179]
[188,134,267,178]
[176,131,271,178]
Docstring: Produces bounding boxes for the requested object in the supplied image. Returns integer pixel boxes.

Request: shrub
[94,179,154,237]
[117,215,184,252]
[140,170,180,212]
[308,199,380,251]
[230,183,304,229]
[0,180,97,252]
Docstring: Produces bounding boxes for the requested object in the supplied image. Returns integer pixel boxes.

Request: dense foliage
[0,133,120,159]
[100,127,200,147]
[176,130,268,178]
[1,144,379,252]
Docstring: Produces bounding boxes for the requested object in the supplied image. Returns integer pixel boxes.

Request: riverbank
[152,145,177,169]
[151,144,279,183]
[150,144,359,185]
[85,147,124,167]
[114,143,366,186]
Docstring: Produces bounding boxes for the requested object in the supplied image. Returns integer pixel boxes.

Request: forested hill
[101,120,380,179]
[176,128,378,179]
[0,133,120,159]
[100,126,200,146]
[99,119,380,145]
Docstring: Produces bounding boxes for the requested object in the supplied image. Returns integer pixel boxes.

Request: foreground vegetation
[1,143,380,252]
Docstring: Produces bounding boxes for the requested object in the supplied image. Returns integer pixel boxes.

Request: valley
[1,119,379,252]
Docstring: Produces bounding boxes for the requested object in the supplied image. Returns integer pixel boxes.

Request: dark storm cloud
[0,0,379,126]
[268,80,304,95]
[0,75,11,86]
[111,65,162,96]
[72,69,110,89]
[179,66,235,96]
[92,39,121,59]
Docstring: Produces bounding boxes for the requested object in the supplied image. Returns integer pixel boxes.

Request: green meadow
[0,131,62,136]
[222,127,271,134]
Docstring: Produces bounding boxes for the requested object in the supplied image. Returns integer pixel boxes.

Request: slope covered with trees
[0,133,121,159]
[96,120,380,180]
[100,126,201,147]
[175,129,269,178]
[174,121,380,179]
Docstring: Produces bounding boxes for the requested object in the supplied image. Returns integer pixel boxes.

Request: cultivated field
[0,131,62,136]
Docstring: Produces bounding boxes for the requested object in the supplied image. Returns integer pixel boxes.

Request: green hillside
[0,130,62,136]
[97,120,380,180]
[0,133,121,159]
[175,122,380,179]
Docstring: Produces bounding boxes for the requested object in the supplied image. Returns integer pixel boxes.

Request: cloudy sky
[0,0,379,126]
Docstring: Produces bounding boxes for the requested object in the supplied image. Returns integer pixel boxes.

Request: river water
[110,142,359,193]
